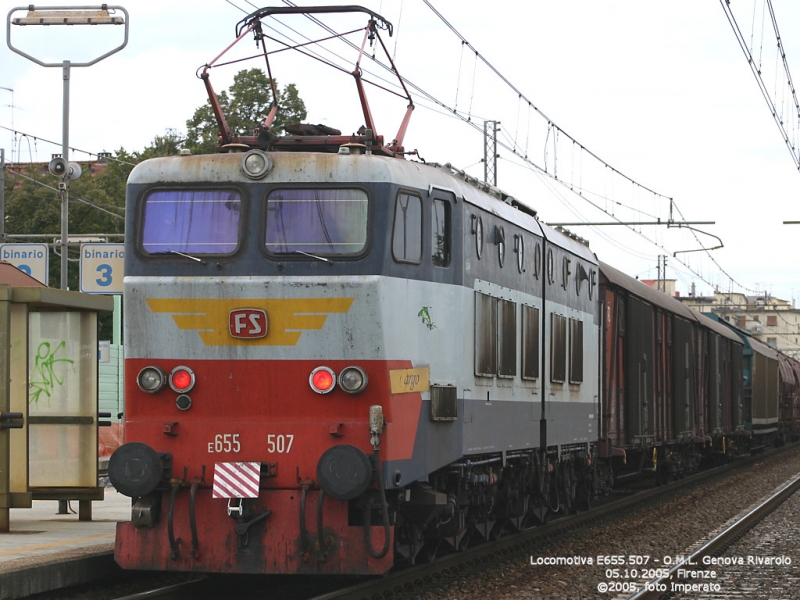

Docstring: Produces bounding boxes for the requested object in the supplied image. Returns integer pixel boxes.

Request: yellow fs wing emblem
[147,298,354,346]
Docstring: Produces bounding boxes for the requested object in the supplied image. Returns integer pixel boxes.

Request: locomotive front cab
[109,149,466,575]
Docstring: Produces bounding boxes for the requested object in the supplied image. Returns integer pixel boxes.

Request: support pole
[483,120,499,186]
[113,295,122,345]
[0,148,5,241]
[0,286,10,531]
[61,61,71,291]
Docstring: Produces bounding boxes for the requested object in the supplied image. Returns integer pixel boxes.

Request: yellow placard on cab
[389,367,430,394]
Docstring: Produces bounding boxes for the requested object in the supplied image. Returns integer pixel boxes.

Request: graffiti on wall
[29,340,74,404]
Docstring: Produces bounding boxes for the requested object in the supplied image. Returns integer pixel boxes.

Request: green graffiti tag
[29,341,74,404]
[418,306,436,330]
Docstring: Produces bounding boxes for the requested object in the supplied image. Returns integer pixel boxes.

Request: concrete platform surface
[0,489,130,599]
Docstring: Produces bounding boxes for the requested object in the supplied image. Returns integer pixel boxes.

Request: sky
[2,0,800,302]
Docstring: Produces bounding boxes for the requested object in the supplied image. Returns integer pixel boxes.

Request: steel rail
[627,472,800,600]
[112,577,206,600]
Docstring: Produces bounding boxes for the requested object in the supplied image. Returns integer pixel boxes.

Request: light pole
[0,86,13,164]
[7,5,128,290]
[0,87,12,243]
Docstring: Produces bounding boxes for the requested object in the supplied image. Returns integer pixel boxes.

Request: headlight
[338,366,368,394]
[169,366,196,393]
[310,366,336,394]
[137,366,166,393]
[241,149,272,179]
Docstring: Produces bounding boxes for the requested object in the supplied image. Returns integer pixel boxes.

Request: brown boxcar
[694,312,745,456]
[599,263,744,478]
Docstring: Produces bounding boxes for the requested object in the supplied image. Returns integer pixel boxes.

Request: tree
[139,128,185,160]
[185,68,307,154]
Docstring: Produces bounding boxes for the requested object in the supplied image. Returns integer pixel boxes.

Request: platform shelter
[0,262,113,530]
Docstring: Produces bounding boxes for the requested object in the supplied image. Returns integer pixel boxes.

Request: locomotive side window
[521,304,540,380]
[514,235,525,273]
[265,188,368,256]
[497,299,517,377]
[392,192,422,263]
[550,313,567,383]
[569,318,584,384]
[496,226,506,267]
[475,292,498,376]
[431,198,451,267]
[142,190,241,255]
[472,215,484,259]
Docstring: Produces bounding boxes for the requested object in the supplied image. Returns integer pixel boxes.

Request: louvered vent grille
[430,384,457,421]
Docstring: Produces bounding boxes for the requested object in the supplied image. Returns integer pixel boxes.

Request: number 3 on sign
[267,434,294,453]
[208,433,241,453]
[95,263,113,287]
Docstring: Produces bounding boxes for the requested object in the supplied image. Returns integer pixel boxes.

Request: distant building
[677,291,800,359]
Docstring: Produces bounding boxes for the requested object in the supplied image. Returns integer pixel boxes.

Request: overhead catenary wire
[418,1,763,295]
[422,0,671,202]
[0,124,138,167]
[719,0,800,170]
[224,0,756,296]
[520,158,740,292]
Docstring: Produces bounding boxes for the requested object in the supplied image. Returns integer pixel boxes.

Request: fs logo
[229,308,268,339]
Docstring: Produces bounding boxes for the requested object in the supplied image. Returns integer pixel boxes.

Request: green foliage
[185,68,307,154]
[139,128,185,160]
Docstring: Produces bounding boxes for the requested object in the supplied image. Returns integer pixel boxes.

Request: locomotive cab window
[431,198,451,267]
[141,189,242,255]
[265,188,368,256]
[392,192,422,263]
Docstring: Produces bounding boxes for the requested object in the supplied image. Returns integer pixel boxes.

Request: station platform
[0,488,130,600]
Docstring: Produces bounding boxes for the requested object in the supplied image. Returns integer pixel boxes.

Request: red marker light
[310,367,336,394]
[169,366,196,393]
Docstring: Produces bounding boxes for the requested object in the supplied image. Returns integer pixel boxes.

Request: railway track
[624,472,800,600]
[307,444,800,600]
[112,578,206,600]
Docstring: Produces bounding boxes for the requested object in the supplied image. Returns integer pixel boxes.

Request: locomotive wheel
[393,510,423,565]
[490,521,504,541]
[558,463,577,515]
[528,501,549,525]
[576,474,593,512]
[421,539,440,563]
[458,530,473,551]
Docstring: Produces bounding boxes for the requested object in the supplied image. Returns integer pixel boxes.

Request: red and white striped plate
[212,462,261,498]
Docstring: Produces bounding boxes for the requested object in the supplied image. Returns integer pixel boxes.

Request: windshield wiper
[293,250,333,264]
[152,250,207,264]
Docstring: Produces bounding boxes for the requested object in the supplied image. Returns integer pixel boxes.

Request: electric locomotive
[108,5,601,574]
